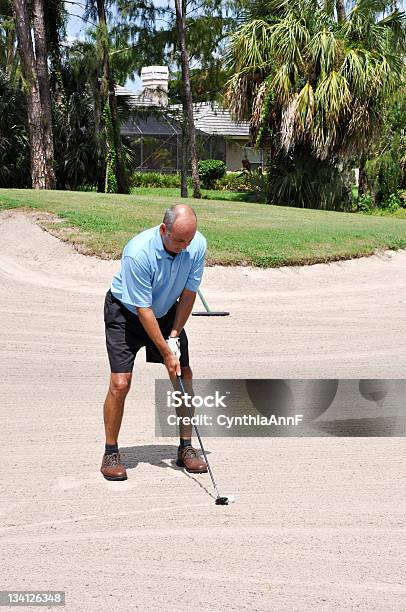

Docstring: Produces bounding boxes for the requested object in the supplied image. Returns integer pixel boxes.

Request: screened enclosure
[122,112,228,173]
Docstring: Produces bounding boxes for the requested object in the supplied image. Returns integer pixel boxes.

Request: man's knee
[181,366,193,380]
[109,373,132,396]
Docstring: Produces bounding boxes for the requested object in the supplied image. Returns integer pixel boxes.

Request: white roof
[115,85,158,108]
[191,103,250,137]
[115,87,250,137]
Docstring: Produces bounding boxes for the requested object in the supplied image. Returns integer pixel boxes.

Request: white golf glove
[166,336,181,360]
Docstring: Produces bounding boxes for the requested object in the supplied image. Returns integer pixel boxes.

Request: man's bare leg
[103,372,132,444]
[173,365,194,441]
[100,372,132,480]
[171,365,208,473]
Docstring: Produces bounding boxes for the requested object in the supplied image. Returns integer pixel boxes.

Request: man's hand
[164,352,181,378]
[136,307,181,378]
[166,336,181,360]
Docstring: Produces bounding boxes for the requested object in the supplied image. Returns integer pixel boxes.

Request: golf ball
[227,495,236,503]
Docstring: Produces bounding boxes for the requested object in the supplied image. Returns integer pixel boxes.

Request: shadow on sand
[120,444,215,499]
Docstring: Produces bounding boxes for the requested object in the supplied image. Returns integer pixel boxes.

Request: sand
[1,209,405,611]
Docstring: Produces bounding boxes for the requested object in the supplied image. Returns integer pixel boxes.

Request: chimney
[141,66,169,106]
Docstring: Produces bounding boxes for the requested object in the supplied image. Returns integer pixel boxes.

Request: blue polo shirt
[110,225,207,318]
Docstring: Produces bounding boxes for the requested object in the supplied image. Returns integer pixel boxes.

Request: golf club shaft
[197,288,211,313]
[176,374,220,498]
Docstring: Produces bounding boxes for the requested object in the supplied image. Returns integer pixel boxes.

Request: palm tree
[52,45,100,190]
[54,39,134,191]
[85,0,128,193]
[225,0,405,207]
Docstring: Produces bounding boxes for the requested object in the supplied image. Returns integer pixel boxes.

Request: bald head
[163,204,197,232]
[160,205,197,255]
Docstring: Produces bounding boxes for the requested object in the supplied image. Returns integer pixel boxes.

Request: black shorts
[104,290,190,373]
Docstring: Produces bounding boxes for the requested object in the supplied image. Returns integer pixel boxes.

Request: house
[116,66,263,173]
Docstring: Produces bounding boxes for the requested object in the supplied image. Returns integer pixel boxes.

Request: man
[101,204,208,481]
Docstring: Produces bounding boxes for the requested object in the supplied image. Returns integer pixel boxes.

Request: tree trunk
[32,0,56,189]
[358,153,376,207]
[175,0,201,199]
[12,0,47,189]
[358,154,368,197]
[180,116,189,197]
[93,84,105,192]
[335,0,346,23]
[95,0,110,191]
[265,145,275,204]
[45,0,69,184]
[95,0,127,193]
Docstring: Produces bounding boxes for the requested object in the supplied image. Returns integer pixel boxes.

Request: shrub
[210,169,268,201]
[267,154,353,211]
[380,193,401,212]
[243,171,269,202]
[365,142,404,206]
[198,159,227,188]
[214,170,268,201]
[357,194,373,213]
[128,172,195,189]
[0,71,30,188]
[214,172,251,191]
[129,172,181,188]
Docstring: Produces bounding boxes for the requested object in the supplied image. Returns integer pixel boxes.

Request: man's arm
[168,288,197,338]
[136,306,181,377]
[170,234,206,338]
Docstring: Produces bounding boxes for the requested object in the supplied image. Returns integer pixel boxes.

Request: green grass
[0,188,405,267]
[389,207,406,219]
[130,187,252,202]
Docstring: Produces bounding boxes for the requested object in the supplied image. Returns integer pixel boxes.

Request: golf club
[176,373,235,506]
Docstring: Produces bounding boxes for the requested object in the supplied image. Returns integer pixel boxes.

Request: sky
[66,0,171,39]
[65,0,171,90]
[65,1,406,90]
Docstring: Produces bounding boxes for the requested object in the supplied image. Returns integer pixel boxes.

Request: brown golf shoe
[176,445,208,473]
[100,452,127,481]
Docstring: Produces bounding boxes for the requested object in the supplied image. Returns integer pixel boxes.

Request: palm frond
[271,63,296,105]
[269,12,310,65]
[340,47,371,96]
[226,19,273,71]
[251,81,268,130]
[295,81,315,133]
[315,70,351,123]
[280,93,299,152]
[225,72,253,121]
[307,28,337,76]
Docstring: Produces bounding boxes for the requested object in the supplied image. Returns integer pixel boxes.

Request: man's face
[160,221,196,255]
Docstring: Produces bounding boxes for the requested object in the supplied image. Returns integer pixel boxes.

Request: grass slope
[0,189,405,267]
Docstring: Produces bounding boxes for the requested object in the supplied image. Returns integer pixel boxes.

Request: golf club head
[215,495,236,505]
[192,311,230,316]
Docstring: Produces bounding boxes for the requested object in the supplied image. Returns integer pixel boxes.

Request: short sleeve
[121,255,152,309]
[185,236,207,292]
